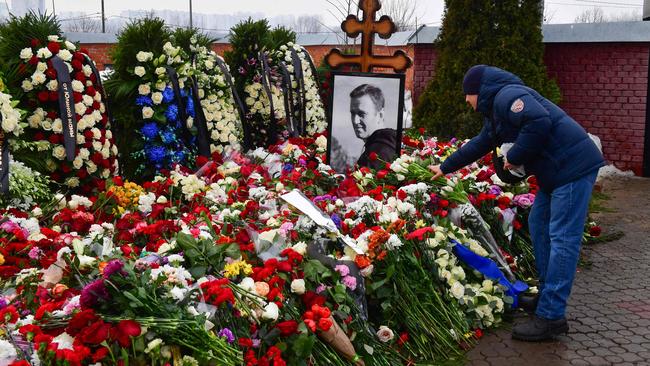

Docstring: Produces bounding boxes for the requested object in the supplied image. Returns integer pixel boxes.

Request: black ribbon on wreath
[214,56,252,151]
[188,53,211,158]
[277,62,297,137]
[51,56,77,162]
[290,48,307,136]
[165,66,193,144]
[0,127,9,195]
[259,51,278,147]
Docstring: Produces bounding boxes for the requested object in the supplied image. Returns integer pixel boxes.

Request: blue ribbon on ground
[450,239,528,308]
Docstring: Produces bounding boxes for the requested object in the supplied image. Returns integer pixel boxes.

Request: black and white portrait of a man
[328,73,405,173]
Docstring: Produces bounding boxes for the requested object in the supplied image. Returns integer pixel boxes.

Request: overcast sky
[18,0,647,28]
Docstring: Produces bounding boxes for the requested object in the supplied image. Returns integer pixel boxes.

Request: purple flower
[238,66,246,75]
[488,185,503,196]
[342,275,357,290]
[247,58,257,66]
[103,259,126,278]
[513,193,535,208]
[0,298,7,309]
[252,74,262,83]
[218,328,235,343]
[316,284,327,294]
[252,339,261,348]
[335,265,350,277]
[80,279,110,309]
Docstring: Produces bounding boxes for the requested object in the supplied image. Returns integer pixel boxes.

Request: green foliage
[413,0,561,139]
[0,11,62,94]
[172,27,216,54]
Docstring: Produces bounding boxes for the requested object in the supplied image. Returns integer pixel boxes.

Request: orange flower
[355,255,372,269]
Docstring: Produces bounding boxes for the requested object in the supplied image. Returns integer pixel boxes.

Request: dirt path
[466,176,650,366]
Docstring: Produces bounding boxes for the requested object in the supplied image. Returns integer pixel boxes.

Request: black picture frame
[326,71,405,173]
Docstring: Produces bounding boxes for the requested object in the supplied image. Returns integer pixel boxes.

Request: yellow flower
[0,253,4,266]
[223,260,253,278]
[415,220,426,228]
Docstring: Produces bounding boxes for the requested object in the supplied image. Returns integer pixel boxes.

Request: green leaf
[303,260,331,281]
[292,334,316,359]
[122,291,145,308]
[189,266,207,278]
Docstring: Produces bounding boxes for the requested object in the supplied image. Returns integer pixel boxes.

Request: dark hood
[476,66,524,116]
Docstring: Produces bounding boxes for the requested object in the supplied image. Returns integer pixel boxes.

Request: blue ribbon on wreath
[450,239,528,308]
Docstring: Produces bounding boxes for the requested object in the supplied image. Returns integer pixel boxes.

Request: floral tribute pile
[0,126,563,365]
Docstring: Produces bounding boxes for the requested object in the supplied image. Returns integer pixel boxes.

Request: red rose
[71,59,83,70]
[47,41,60,54]
[30,39,40,47]
[369,151,378,161]
[589,225,602,237]
[110,319,141,347]
[238,337,253,348]
[37,91,49,103]
[45,68,57,79]
[317,317,333,332]
[77,320,110,344]
[276,320,299,336]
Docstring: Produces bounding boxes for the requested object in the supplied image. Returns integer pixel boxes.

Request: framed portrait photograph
[327,72,405,173]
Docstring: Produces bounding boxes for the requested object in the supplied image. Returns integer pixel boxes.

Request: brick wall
[412,44,437,103]
[544,43,650,175]
[81,43,114,70]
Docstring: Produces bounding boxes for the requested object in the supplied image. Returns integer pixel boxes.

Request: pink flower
[342,275,357,290]
[334,265,350,277]
[513,193,535,208]
[28,247,43,260]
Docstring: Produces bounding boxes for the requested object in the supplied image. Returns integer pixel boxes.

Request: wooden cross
[325,0,412,73]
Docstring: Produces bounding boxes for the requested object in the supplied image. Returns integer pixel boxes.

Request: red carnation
[30,38,40,47]
[71,59,83,70]
[317,317,333,332]
[406,227,435,241]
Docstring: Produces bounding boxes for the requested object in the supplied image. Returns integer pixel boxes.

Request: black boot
[518,293,539,314]
[511,315,569,341]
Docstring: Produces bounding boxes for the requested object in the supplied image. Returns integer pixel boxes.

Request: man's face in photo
[350,94,384,140]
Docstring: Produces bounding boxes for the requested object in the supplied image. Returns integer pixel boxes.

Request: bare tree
[574,7,606,23]
[379,0,419,31]
[608,9,641,22]
[63,16,101,32]
[293,15,324,33]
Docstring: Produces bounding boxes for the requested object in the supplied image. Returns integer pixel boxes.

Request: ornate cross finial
[325,0,412,73]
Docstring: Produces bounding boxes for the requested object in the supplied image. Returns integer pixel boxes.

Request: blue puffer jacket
[440,66,604,192]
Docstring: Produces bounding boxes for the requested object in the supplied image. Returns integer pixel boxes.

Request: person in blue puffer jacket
[430,65,605,342]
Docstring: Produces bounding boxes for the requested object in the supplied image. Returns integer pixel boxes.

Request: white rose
[36,47,52,59]
[138,83,151,95]
[134,66,146,77]
[31,72,46,85]
[36,62,47,72]
[47,79,58,91]
[1,117,17,133]
[74,102,87,115]
[290,279,305,294]
[376,326,394,343]
[65,41,76,51]
[291,241,307,255]
[19,47,33,60]
[71,80,84,92]
[142,107,154,119]
[57,49,73,61]
[51,118,63,133]
[65,177,80,188]
[450,282,465,299]
[151,92,163,105]
[72,157,83,169]
[136,51,150,62]
[21,79,33,92]
[261,302,279,321]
